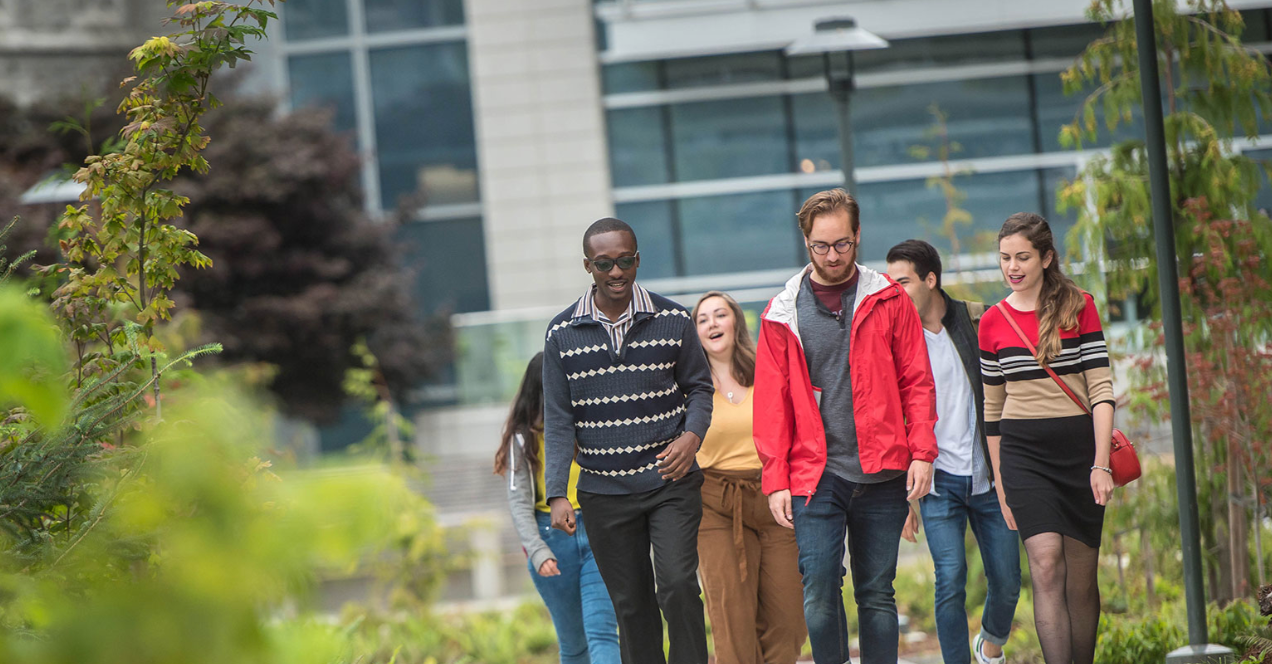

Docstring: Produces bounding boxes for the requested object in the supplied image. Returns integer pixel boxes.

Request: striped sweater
[978,292,1115,435]
[542,286,713,497]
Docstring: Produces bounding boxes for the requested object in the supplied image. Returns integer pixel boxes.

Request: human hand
[656,432,700,481]
[997,490,1017,531]
[537,559,561,576]
[1091,468,1114,506]
[549,497,576,535]
[901,504,920,543]
[906,460,933,501]
[768,489,794,529]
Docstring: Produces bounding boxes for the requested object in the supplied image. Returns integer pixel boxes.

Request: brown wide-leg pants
[697,468,807,664]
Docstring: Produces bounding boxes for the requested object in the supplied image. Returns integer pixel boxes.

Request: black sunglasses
[588,254,638,272]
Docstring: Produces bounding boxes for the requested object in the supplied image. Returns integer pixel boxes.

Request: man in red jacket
[754,188,938,664]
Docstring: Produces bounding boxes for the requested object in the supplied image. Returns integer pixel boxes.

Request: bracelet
[1091,465,1112,475]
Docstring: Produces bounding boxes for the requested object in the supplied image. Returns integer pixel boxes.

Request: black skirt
[999,414,1105,548]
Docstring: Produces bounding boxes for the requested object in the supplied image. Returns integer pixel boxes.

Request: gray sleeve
[506,436,554,573]
[675,315,714,442]
[542,334,576,501]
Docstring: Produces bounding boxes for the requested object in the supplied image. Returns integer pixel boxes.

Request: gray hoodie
[506,433,555,573]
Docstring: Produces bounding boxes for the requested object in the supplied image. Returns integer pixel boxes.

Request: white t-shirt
[925,326,978,477]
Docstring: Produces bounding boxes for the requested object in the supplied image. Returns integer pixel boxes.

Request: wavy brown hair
[493,352,545,476]
[692,291,756,387]
[998,213,1085,366]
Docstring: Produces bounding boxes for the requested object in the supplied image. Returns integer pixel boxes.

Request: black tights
[1023,533,1100,664]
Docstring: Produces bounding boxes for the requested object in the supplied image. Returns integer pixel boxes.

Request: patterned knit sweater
[542,289,713,497]
[978,292,1115,435]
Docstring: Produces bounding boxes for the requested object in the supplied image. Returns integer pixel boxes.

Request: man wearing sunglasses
[542,217,714,664]
[754,189,937,664]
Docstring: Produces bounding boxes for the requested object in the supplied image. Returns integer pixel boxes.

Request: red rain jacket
[754,264,939,498]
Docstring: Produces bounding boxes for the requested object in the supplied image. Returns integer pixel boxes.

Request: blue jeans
[919,470,1022,664]
[530,511,621,664]
[792,473,909,664]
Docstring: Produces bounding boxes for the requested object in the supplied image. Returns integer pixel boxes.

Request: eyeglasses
[807,240,856,255]
[588,254,638,272]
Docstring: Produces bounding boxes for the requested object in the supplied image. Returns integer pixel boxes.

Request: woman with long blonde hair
[692,291,806,664]
[978,213,1116,664]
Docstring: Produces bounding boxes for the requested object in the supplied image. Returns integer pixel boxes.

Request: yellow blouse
[533,432,581,513]
[695,386,761,471]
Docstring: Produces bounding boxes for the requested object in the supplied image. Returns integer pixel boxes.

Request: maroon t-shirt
[808,270,859,315]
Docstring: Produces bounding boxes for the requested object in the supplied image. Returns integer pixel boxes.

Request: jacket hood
[762,263,895,342]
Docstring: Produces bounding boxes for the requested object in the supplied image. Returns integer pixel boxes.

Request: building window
[614,200,678,279]
[280,0,485,315]
[852,30,1027,73]
[663,52,783,89]
[287,52,357,134]
[853,77,1034,167]
[1041,166,1079,256]
[369,42,478,210]
[1026,22,1107,59]
[669,96,789,181]
[791,92,839,172]
[400,217,490,314]
[845,169,1043,263]
[282,0,349,41]
[602,60,660,94]
[363,0,464,33]
[677,190,802,276]
[280,0,478,217]
[607,107,671,186]
[1031,73,1144,152]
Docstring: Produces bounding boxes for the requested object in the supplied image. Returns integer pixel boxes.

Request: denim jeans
[530,511,621,664]
[919,470,1022,664]
[791,473,908,664]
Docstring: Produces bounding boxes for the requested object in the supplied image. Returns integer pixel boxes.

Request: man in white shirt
[887,240,1021,664]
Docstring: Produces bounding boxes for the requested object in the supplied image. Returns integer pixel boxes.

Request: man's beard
[810,257,855,284]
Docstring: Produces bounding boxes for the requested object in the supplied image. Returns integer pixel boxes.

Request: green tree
[175,96,452,421]
[0,0,282,561]
[1,92,452,423]
[1058,0,1272,601]
[907,104,1006,303]
[42,0,279,419]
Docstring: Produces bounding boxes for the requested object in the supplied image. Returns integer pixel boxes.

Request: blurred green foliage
[0,4,461,663]
[343,603,559,664]
[0,286,67,426]
[0,295,454,662]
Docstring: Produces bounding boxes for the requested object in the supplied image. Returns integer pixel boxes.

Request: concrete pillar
[464,0,613,311]
[469,518,504,600]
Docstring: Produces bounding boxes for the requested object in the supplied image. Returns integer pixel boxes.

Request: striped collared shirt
[572,283,655,351]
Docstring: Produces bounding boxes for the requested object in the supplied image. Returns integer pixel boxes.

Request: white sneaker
[973,633,1005,664]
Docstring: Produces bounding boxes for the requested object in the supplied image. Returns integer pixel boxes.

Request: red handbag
[994,302,1141,486]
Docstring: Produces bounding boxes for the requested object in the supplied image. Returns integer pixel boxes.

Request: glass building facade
[596,9,1272,292]
[275,1,1272,408]
[279,0,488,320]
[599,25,1139,282]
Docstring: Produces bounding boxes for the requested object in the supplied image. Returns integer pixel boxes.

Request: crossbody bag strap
[994,301,1090,415]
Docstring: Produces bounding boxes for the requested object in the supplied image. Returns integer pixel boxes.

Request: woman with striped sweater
[979,213,1116,664]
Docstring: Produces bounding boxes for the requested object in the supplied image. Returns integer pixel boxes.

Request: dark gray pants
[578,471,707,664]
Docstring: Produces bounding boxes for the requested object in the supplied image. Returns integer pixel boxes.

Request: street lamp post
[786,18,887,196]
[1131,1,1234,661]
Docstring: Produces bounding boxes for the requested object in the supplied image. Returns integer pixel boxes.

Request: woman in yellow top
[494,353,619,664]
[692,291,807,664]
